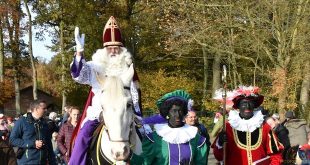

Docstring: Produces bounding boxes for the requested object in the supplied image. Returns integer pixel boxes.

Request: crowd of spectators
[1,99,310,165]
[0,101,80,165]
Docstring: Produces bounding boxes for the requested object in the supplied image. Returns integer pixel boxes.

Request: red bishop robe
[212,122,283,165]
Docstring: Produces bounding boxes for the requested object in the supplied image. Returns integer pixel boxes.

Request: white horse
[88,65,142,165]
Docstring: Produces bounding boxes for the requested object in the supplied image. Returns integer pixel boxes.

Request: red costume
[212,117,283,164]
[212,86,283,165]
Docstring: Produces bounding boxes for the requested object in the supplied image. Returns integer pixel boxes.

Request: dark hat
[156,90,192,118]
[232,86,264,109]
[103,16,123,47]
[156,90,191,109]
[285,111,295,119]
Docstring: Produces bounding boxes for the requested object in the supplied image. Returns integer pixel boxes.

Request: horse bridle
[96,123,134,164]
[104,120,134,143]
[100,86,134,143]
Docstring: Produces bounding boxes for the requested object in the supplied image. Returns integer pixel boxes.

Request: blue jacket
[9,113,56,165]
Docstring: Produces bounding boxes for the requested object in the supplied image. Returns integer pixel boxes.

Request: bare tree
[212,54,221,97]
[5,0,22,115]
[300,59,310,111]
[241,0,309,118]
[0,17,4,83]
[24,0,38,100]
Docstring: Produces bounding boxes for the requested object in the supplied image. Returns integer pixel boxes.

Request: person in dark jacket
[185,110,210,140]
[47,112,59,133]
[9,100,56,165]
[57,107,80,164]
[184,110,211,165]
[59,105,71,128]
[0,130,17,165]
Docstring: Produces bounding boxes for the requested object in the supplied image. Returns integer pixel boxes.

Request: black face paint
[168,105,185,128]
[238,99,255,119]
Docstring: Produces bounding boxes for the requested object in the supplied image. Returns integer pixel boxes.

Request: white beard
[91,47,132,77]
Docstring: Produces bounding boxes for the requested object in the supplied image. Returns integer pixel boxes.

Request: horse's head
[99,64,135,161]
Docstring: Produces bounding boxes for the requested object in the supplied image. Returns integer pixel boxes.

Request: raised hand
[74,27,85,52]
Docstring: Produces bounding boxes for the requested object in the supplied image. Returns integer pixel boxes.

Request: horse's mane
[101,76,127,110]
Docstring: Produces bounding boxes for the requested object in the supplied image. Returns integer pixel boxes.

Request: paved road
[208,147,218,165]
[208,136,218,165]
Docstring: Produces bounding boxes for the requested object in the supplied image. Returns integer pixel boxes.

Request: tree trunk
[5,0,21,115]
[253,56,259,86]
[300,59,310,109]
[60,20,66,112]
[202,45,209,99]
[275,66,288,120]
[25,0,38,100]
[228,3,238,89]
[231,56,238,88]
[212,55,221,97]
[0,18,3,83]
[14,76,20,115]
[14,1,21,115]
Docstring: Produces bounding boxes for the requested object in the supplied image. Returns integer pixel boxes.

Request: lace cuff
[131,81,142,116]
[71,55,84,78]
[71,56,91,85]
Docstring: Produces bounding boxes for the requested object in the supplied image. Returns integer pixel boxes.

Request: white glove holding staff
[75,27,85,52]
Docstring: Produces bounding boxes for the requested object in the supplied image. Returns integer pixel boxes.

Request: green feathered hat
[156,90,192,109]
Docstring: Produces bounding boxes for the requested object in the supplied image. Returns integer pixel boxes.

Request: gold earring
[166,116,169,119]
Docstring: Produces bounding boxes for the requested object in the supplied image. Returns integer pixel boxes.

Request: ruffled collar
[154,123,197,144]
[228,110,264,132]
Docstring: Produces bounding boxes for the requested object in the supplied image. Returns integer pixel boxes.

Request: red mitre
[103,16,123,47]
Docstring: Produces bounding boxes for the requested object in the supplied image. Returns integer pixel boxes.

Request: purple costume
[69,52,141,164]
[69,56,101,165]
[70,16,145,165]
[142,114,166,125]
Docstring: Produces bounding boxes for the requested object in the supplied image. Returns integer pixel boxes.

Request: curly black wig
[159,98,188,118]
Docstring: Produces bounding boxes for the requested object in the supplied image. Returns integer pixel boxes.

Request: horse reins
[96,84,135,164]
[96,119,135,165]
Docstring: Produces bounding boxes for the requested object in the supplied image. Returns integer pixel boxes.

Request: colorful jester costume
[212,86,283,165]
[141,90,210,165]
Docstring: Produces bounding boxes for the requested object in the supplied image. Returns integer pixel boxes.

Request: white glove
[74,27,85,52]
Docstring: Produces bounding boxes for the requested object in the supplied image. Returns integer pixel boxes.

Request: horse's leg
[69,120,99,165]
